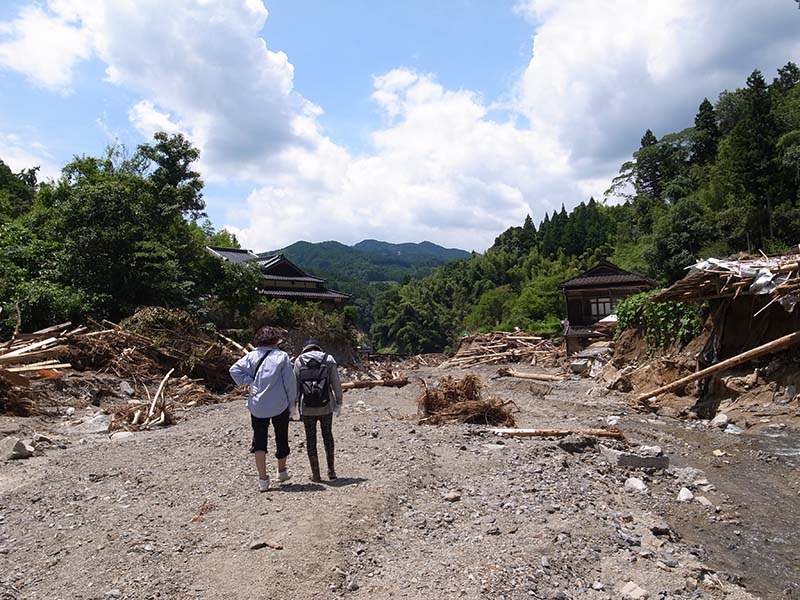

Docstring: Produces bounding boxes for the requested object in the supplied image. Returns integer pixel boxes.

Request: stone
[444,491,461,502]
[786,384,797,398]
[656,406,680,419]
[65,407,75,416]
[119,381,135,396]
[695,496,713,507]
[66,414,112,435]
[670,466,705,485]
[557,435,596,454]
[592,581,604,590]
[624,478,648,493]
[110,432,135,442]
[346,579,359,592]
[620,581,649,599]
[724,424,743,435]
[601,444,669,470]
[105,590,121,598]
[570,359,589,374]
[1,436,34,460]
[710,413,729,429]
[677,487,694,502]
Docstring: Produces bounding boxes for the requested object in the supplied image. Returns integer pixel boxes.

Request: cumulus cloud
[2,0,800,250]
[0,3,91,91]
[0,131,60,180]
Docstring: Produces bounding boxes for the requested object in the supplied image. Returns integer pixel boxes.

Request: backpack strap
[253,349,272,378]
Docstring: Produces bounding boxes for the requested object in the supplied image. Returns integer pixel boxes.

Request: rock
[249,541,268,550]
[592,581,604,590]
[32,433,53,444]
[570,359,589,374]
[346,579,359,592]
[624,477,648,493]
[696,496,713,507]
[105,590,121,598]
[656,406,681,419]
[444,490,461,502]
[557,435,596,454]
[724,424,743,435]
[712,449,727,457]
[110,432,135,442]
[65,407,75,416]
[119,381,135,396]
[66,414,112,435]
[600,444,669,470]
[710,413,729,428]
[620,581,649,599]
[677,487,694,502]
[670,466,705,485]
[786,384,797,398]
[1,436,34,460]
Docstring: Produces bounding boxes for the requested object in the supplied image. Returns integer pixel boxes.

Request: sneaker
[277,469,292,483]
[258,477,270,492]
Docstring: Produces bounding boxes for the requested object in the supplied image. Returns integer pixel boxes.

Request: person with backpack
[293,340,343,482]
[229,326,297,492]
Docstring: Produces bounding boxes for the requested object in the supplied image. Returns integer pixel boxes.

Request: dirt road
[1,365,797,599]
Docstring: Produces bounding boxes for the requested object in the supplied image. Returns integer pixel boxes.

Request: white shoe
[277,469,292,483]
[258,477,270,492]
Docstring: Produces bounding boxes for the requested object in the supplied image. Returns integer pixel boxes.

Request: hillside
[271,239,470,283]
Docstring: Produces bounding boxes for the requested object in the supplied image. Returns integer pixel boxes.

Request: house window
[589,297,612,318]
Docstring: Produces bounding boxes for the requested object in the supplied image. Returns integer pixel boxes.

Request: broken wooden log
[634,329,800,405]
[342,377,409,390]
[490,427,625,440]
[495,367,564,382]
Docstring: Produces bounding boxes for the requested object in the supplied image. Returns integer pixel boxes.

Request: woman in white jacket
[230,326,297,492]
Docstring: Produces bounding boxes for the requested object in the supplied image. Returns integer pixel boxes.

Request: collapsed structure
[645,251,800,417]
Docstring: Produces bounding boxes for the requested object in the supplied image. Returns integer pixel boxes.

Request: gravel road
[1,364,796,599]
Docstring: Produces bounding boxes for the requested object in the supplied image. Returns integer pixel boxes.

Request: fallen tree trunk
[342,377,408,390]
[496,367,564,382]
[634,329,800,405]
[490,427,625,440]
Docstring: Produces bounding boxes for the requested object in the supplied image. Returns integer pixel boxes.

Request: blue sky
[1,1,799,251]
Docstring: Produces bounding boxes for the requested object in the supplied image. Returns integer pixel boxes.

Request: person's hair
[252,326,281,347]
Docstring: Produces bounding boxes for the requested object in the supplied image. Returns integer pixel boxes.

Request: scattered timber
[490,427,625,440]
[495,367,564,382]
[439,331,560,369]
[634,329,800,405]
[342,377,409,390]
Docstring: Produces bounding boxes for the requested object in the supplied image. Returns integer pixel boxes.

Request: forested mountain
[370,63,800,353]
[272,239,469,283]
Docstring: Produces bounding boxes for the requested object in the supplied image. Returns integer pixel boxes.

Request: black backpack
[299,353,331,408]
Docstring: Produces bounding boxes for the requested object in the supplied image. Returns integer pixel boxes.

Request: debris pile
[0,308,243,420]
[439,331,560,369]
[417,374,516,427]
[651,252,800,312]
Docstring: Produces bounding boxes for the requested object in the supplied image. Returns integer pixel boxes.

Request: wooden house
[560,260,656,355]
[206,247,349,308]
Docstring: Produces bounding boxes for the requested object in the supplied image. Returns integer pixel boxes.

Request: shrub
[615,290,702,348]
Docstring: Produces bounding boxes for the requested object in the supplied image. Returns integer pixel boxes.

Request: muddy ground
[1,364,798,599]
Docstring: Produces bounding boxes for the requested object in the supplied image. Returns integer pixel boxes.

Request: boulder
[677,487,694,502]
[624,477,648,493]
[709,413,729,429]
[65,414,112,435]
[621,581,649,599]
[1,436,34,460]
[600,444,669,470]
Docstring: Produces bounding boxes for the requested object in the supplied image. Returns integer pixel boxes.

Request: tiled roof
[262,273,326,283]
[206,246,259,264]
[561,273,653,288]
[258,289,350,300]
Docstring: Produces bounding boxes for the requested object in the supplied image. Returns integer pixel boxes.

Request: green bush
[615,290,702,348]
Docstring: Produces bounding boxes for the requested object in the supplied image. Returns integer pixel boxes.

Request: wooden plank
[634,330,800,405]
[0,337,61,359]
[0,348,66,366]
[496,368,564,382]
[490,428,625,440]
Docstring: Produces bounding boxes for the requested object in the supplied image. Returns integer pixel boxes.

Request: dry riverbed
[1,364,798,599]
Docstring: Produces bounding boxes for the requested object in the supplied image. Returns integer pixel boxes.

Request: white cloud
[2,0,800,251]
[0,4,90,91]
[0,131,60,180]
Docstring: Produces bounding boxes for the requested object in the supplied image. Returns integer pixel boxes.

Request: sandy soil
[1,364,798,599]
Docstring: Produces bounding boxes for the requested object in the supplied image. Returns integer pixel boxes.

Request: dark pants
[250,408,290,459]
[302,414,334,457]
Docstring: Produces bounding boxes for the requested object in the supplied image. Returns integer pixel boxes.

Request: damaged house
[648,252,800,418]
[560,261,656,355]
[206,247,350,308]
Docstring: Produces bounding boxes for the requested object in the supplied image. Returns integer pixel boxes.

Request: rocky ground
[1,364,798,599]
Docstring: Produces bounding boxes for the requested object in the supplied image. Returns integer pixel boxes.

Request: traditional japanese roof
[255,253,327,281]
[258,289,349,300]
[206,246,260,264]
[560,260,656,290]
[650,252,800,312]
